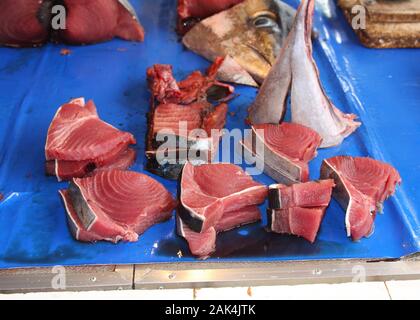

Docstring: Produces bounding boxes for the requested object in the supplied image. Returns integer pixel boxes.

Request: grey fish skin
[249,0,360,148]
[183,0,296,86]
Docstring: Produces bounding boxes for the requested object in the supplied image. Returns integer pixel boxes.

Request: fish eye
[252,13,278,29]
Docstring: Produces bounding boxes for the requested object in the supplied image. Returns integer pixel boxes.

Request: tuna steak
[177,206,261,258]
[0,0,50,47]
[45,98,136,162]
[248,0,360,148]
[59,0,145,44]
[321,156,401,241]
[60,170,176,243]
[240,123,322,184]
[45,98,136,181]
[267,180,335,242]
[179,162,267,233]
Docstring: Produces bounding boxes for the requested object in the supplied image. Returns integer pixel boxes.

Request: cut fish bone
[249,0,360,148]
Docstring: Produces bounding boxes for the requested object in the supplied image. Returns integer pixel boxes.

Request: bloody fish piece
[0,0,51,47]
[59,0,144,44]
[321,156,401,241]
[240,123,322,184]
[46,148,137,181]
[268,207,327,243]
[45,98,136,162]
[147,58,234,106]
[183,0,296,85]
[179,162,267,233]
[177,205,261,258]
[60,170,176,243]
[267,180,335,243]
[146,60,233,180]
[268,180,335,210]
[177,0,244,34]
[248,0,360,147]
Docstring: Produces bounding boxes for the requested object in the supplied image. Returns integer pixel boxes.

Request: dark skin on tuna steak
[183,0,296,85]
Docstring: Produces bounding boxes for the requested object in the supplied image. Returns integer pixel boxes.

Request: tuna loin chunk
[0,0,50,47]
[146,60,233,180]
[59,0,145,44]
[60,170,176,243]
[180,162,267,233]
[240,123,322,184]
[321,156,401,240]
[177,162,266,258]
[267,180,335,242]
[177,206,261,258]
[248,0,360,148]
[45,98,136,181]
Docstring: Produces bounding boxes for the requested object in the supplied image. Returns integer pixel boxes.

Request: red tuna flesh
[60,170,176,243]
[147,59,234,107]
[0,0,50,47]
[321,156,401,241]
[178,0,244,19]
[177,205,261,258]
[267,180,334,242]
[146,60,233,180]
[177,0,244,34]
[152,102,228,137]
[45,98,136,162]
[268,180,335,209]
[147,64,181,105]
[179,162,267,233]
[46,148,137,181]
[241,123,322,184]
[269,207,327,243]
[60,0,144,44]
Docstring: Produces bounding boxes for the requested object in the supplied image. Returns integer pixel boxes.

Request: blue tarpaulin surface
[0,0,418,269]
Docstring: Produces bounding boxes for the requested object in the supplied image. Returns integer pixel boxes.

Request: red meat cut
[267,180,335,243]
[60,170,176,243]
[146,59,234,180]
[269,207,327,243]
[321,156,401,241]
[59,0,145,44]
[45,98,136,181]
[0,0,50,47]
[147,58,234,107]
[45,98,135,162]
[179,162,267,233]
[241,123,322,184]
[46,148,137,181]
[177,205,261,258]
[177,0,244,34]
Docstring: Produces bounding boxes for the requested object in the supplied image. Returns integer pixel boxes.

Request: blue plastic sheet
[0,0,418,269]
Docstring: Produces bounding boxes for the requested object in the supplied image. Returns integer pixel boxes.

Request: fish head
[183,0,296,84]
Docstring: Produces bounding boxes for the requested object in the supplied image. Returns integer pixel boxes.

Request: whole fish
[249,0,361,148]
[183,0,296,86]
